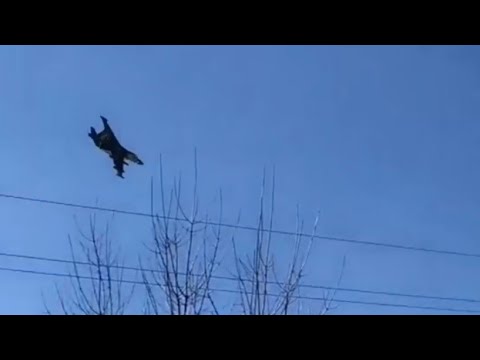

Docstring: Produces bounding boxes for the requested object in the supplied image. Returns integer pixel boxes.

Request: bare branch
[51,215,134,315]
[141,153,222,315]
[48,156,339,316]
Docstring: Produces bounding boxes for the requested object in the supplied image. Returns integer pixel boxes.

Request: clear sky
[1,45,480,314]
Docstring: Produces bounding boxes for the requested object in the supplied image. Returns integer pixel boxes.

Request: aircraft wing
[124,149,144,165]
[111,152,126,178]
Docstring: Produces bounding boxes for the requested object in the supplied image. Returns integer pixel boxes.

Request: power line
[3,192,480,312]
[2,250,480,305]
[2,192,480,260]
[1,265,478,314]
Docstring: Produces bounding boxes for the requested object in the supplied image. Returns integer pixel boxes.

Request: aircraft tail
[88,127,97,139]
[100,116,110,129]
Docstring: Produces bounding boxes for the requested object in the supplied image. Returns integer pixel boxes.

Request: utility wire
[2,250,480,305]
[0,265,478,314]
[3,192,480,312]
[2,192,480,260]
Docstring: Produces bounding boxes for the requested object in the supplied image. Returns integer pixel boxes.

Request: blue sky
[1,45,480,314]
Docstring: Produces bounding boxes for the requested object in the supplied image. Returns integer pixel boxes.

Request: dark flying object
[88,116,144,178]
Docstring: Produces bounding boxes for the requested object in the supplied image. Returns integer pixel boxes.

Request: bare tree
[230,168,328,315]
[44,213,135,315]
[46,155,342,315]
[140,153,221,315]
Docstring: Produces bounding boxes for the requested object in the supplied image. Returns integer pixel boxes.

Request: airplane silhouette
[88,116,144,178]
